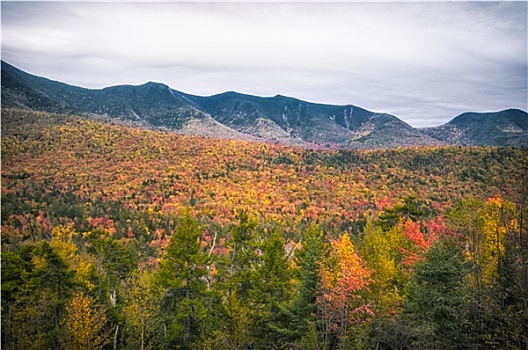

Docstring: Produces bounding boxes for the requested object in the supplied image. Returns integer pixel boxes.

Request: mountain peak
[423,109,528,146]
[140,81,168,88]
[1,60,526,148]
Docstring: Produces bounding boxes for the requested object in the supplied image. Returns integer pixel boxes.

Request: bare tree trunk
[230,243,237,275]
[97,251,102,301]
[141,320,144,350]
[114,324,119,350]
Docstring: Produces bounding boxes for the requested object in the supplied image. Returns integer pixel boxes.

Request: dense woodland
[2,109,528,349]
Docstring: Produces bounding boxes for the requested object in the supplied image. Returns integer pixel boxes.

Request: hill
[2,108,524,233]
[422,109,528,146]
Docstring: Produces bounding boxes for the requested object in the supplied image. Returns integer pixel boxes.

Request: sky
[2,1,527,127]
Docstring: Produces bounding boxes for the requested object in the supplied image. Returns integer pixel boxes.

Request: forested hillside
[2,109,527,349]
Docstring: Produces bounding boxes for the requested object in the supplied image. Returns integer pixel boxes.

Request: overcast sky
[2,1,527,127]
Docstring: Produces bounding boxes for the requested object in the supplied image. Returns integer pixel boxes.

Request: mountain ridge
[422,109,528,146]
[2,61,526,148]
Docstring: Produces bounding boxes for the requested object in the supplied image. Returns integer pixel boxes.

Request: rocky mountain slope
[422,109,528,147]
[2,61,526,148]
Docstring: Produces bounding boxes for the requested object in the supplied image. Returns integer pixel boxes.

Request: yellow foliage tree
[124,269,164,350]
[458,197,517,288]
[63,291,111,350]
[479,197,516,285]
[50,226,97,291]
[361,222,406,319]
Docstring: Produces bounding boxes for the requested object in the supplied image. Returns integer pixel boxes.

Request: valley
[2,108,527,349]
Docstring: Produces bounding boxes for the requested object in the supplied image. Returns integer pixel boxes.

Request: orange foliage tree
[318,233,373,348]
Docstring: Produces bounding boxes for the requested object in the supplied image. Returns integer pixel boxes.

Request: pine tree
[158,210,210,349]
[272,224,327,347]
[83,229,135,349]
[2,242,75,350]
[214,210,259,348]
[376,195,424,231]
[403,238,471,350]
[251,228,293,348]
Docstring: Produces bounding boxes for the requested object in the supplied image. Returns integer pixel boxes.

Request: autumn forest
[1,109,527,350]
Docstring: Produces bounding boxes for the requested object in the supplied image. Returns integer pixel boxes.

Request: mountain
[1,59,78,113]
[2,61,526,148]
[1,61,259,142]
[182,91,444,148]
[422,109,528,146]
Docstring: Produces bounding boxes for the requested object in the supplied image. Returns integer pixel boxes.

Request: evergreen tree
[403,238,471,350]
[158,210,210,349]
[214,210,259,348]
[226,210,259,299]
[83,229,136,349]
[273,224,327,347]
[1,245,34,348]
[376,195,425,231]
[1,242,75,350]
[251,228,293,348]
[494,237,528,349]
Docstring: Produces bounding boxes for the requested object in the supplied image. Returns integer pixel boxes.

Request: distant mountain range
[2,61,527,148]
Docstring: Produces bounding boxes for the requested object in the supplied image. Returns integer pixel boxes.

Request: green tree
[83,229,135,349]
[376,195,425,231]
[272,224,327,347]
[1,242,75,350]
[226,210,259,298]
[251,228,293,348]
[83,229,111,303]
[2,245,36,349]
[158,210,210,349]
[214,210,259,348]
[403,238,471,350]
[495,235,528,349]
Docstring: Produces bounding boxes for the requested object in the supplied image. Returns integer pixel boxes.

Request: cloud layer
[2,1,527,127]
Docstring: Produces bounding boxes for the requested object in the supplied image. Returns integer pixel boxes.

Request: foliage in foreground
[2,109,528,349]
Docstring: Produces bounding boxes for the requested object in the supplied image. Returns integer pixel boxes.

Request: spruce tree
[158,210,210,349]
[251,228,293,348]
[403,238,471,349]
[273,224,327,347]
